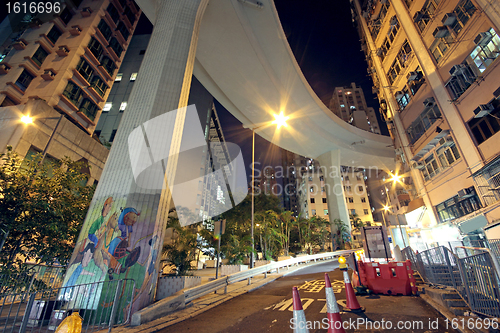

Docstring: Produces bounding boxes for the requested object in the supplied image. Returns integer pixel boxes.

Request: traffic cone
[343,270,365,313]
[292,287,309,333]
[324,273,346,333]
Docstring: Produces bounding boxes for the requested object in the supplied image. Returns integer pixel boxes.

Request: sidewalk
[111,262,319,333]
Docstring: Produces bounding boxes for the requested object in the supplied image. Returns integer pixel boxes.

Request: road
[158,261,458,332]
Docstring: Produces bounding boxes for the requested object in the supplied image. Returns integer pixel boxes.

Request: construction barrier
[357,260,417,296]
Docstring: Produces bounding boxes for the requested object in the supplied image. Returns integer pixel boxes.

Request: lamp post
[383,204,407,248]
[247,111,288,268]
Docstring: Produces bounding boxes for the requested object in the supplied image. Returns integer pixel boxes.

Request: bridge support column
[317,150,351,250]
[61,0,209,314]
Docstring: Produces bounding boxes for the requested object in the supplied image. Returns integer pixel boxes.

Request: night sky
[116,1,390,172]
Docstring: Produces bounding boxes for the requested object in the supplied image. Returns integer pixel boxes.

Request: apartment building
[351,0,500,247]
[0,0,141,182]
[328,82,382,134]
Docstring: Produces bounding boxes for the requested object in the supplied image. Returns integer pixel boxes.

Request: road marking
[264,298,347,313]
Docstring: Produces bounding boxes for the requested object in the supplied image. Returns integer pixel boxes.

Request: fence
[0,266,65,304]
[402,240,500,318]
[0,278,135,333]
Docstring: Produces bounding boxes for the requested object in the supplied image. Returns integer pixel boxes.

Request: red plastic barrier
[357,259,417,296]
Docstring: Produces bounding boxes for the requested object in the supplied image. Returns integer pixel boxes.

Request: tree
[350,214,364,232]
[332,218,351,250]
[0,146,95,274]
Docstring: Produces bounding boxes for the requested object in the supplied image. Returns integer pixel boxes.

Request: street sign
[214,219,226,236]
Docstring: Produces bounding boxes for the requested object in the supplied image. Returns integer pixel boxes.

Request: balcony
[56,45,70,57]
[69,25,83,36]
[41,69,57,80]
[0,63,11,75]
[12,39,28,50]
[81,7,93,17]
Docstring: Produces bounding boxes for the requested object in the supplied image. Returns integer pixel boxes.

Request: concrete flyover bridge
[63,0,395,315]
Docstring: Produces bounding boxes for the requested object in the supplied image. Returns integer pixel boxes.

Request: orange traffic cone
[292,287,309,333]
[343,270,365,313]
[324,273,346,333]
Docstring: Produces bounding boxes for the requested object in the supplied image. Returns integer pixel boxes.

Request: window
[345,175,349,181]
[324,209,329,216]
[387,40,413,85]
[109,129,117,142]
[469,28,500,75]
[358,186,363,192]
[129,72,138,81]
[124,6,136,25]
[119,102,127,111]
[445,64,475,100]
[59,7,73,25]
[106,3,120,25]
[109,38,123,58]
[322,198,327,204]
[468,100,500,145]
[436,143,460,167]
[415,0,440,34]
[408,70,425,95]
[79,98,98,121]
[31,46,49,67]
[350,209,356,215]
[15,69,34,91]
[308,176,313,181]
[139,50,145,55]
[364,209,369,215]
[421,154,440,181]
[97,19,113,41]
[406,105,442,144]
[76,58,94,82]
[348,197,354,203]
[63,81,83,106]
[435,193,481,223]
[449,0,476,35]
[311,209,316,215]
[88,37,104,60]
[100,57,116,76]
[115,73,123,81]
[47,25,62,44]
[103,102,112,111]
[90,75,108,97]
[430,35,455,63]
[310,198,315,204]
[361,197,366,203]
[346,186,351,192]
[397,87,411,111]
[310,187,314,193]
[116,21,130,41]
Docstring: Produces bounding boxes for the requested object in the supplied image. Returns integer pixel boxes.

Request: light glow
[21,115,33,124]
[272,111,289,129]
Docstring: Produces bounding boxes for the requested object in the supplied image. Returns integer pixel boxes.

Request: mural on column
[60,105,247,319]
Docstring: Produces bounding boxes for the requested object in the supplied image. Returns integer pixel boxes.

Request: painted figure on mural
[88,197,114,246]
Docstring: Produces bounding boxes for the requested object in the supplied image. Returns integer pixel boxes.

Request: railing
[402,242,500,318]
[455,246,500,318]
[183,250,354,304]
[0,279,135,333]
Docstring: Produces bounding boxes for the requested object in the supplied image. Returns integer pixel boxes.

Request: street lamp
[247,111,289,268]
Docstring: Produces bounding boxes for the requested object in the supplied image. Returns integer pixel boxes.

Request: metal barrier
[402,244,500,318]
[0,266,65,304]
[183,249,355,304]
[0,278,135,333]
[455,246,500,318]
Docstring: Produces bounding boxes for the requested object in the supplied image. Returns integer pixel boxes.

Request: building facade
[352,0,500,247]
[0,0,141,181]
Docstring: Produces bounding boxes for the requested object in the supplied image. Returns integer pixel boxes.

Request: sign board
[214,219,226,236]
[360,226,391,259]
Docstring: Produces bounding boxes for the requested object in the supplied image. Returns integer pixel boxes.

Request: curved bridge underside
[137,0,395,169]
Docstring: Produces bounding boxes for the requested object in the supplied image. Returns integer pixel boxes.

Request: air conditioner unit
[442,13,457,26]
[449,64,467,76]
[474,103,495,118]
[439,136,454,147]
[474,31,493,46]
[413,11,427,22]
[458,186,475,198]
[407,71,422,82]
[395,91,404,99]
[433,26,450,38]
[390,16,398,26]
[423,97,435,108]
[412,161,425,169]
